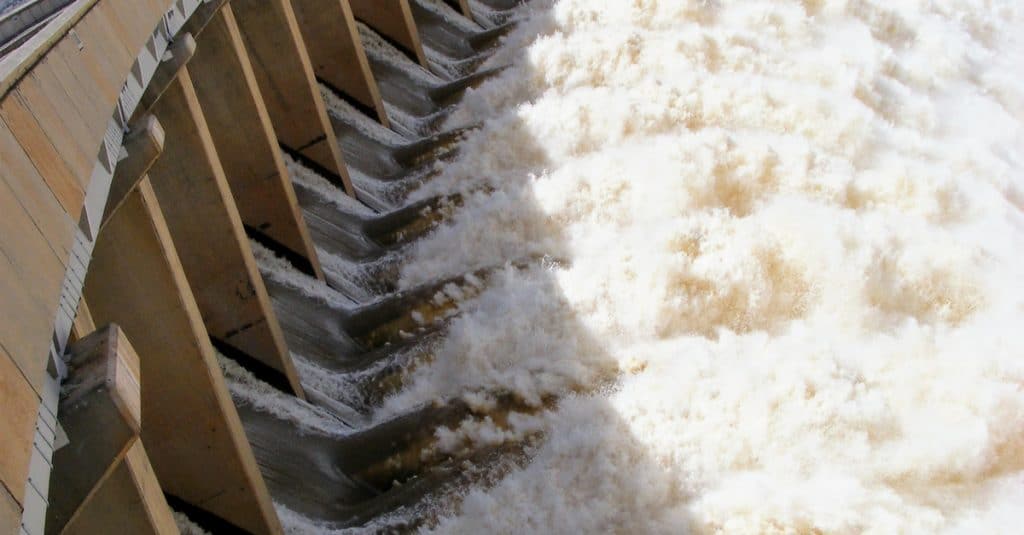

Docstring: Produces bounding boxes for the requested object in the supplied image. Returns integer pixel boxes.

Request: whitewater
[331,0,1024,532]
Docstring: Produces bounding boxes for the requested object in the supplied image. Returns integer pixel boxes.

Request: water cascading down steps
[233,1,537,530]
[84,0,524,528]
[8,1,1023,534]
[0,0,530,533]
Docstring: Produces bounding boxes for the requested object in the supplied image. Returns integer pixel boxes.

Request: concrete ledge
[0,0,99,98]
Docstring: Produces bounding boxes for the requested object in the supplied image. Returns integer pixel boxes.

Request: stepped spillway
[235,0,1024,532]
[2,0,1023,533]
[296,0,1024,532]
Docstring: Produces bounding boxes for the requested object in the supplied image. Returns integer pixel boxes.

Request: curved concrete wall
[0,0,490,531]
[0,0,404,530]
[0,1,199,531]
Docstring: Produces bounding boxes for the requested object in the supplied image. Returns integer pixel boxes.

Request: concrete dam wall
[0,0,520,532]
[2,0,1023,533]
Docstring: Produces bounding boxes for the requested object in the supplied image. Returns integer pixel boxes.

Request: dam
[1,0,1023,533]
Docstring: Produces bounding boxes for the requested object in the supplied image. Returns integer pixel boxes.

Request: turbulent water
[368,0,1024,532]
[0,0,26,16]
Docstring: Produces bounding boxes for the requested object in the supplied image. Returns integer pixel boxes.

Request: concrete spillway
[0,0,529,533]
[8,0,1022,533]
[235,9,538,528]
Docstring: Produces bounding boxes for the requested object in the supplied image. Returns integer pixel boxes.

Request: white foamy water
[347,164,410,211]
[415,0,483,33]
[283,152,376,217]
[467,0,517,28]
[356,20,457,137]
[425,44,468,81]
[220,353,353,437]
[316,246,379,304]
[318,84,406,145]
[357,21,441,86]
[383,101,453,139]
[377,0,1024,532]
[382,103,424,139]
[277,502,418,534]
[251,240,356,310]
[172,512,211,535]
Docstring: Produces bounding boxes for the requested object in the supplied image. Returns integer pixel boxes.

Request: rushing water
[208,1,1024,532]
[375,0,1024,532]
[0,0,26,16]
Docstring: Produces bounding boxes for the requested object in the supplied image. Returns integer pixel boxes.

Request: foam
[467,0,520,28]
[250,240,355,310]
[0,0,27,15]
[172,512,211,535]
[315,246,384,305]
[381,0,1024,531]
[415,0,482,33]
[283,152,376,217]
[425,44,469,81]
[318,83,405,145]
[292,352,381,415]
[277,502,418,534]
[218,353,352,437]
[383,101,452,139]
[346,163,410,210]
[356,21,441,85]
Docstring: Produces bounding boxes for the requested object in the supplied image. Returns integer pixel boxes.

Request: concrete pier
[0,0,519,531]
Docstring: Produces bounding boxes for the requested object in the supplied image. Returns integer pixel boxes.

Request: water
[370,0,1024,532]
[221,354,353,437]
[415,0,482,33]
[356,21,441,86]
[467,0,519,28]
[283,153,376,218]
[424,44,466,81]
[316,246,381,305]
[318,85,406,146]
[252,239,356,310]
[0,0,27,16]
